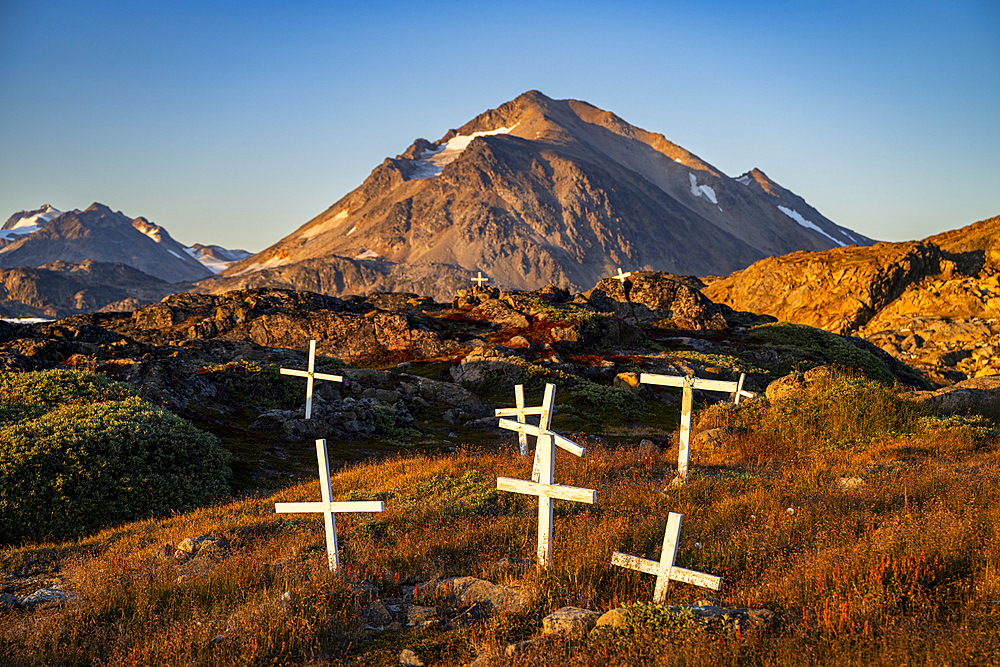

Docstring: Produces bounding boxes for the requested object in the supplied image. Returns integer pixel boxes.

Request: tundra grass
[2,376,999,666]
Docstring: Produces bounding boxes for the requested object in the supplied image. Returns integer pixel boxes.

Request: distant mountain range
[1,90,874,315]
[0,204,251,281]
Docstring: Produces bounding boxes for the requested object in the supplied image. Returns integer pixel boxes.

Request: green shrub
[0,373,231,544]
[699,369,929,452]
[0,369,133,424]
[748,322,894,382]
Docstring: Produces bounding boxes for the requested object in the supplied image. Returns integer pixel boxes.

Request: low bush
[698,368,933,455]
[0,371,231,544]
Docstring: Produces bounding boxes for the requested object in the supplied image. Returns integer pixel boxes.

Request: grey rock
[505,637,554,658]
[418,576,531,614]
[399,648,425,666]
[20,588,74,607]
[542,606,601,637]
[406,605,440,626]
[0,593,19,609]
[359,599,395,628]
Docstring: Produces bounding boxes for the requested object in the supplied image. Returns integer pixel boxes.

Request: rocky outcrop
[0,260,177,319]
[900,376,1000,418]
[703,241,942,335]
[587,272,736,329]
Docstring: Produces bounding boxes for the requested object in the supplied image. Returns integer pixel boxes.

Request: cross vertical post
[640,373,747,484]
[496,384,595,568]
[611,512,722,604]
[280,339,343,419]
[678,377,694,483]
[614,267,633,284]
[472,272,489,287]
[275,439,384,572]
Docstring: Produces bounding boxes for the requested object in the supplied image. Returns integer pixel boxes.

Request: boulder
[900,375,1000,418]
[417,576,531,614]
[542,606,602,637]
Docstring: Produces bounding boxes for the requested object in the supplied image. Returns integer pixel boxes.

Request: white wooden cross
[640,372,747,483]
[496,385,595,568]
[613,267,633,284]
[495,383,550,472]
[275,439,384,573]
[472,271,489,287]
[612,512,721,603]
[280,339,343,419]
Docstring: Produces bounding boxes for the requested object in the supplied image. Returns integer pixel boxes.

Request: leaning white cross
[613,267,633,284]
[612,512,722,603]
[640,372,753,484]
[275,439,384,573]
[280,339,343,419]
[472,271,489,287]
[496,386,596,567]
[495,383,552,477]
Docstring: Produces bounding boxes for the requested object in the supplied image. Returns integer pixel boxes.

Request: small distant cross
[613,267,633,284]
[612,512,722,603]
[275,439,384,572]
[640,372,754,484]
[496,384,596,568]
[280,340,343,420]
[472,271,489,287]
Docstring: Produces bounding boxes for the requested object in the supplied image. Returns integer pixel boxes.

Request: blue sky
[1,0,997,252]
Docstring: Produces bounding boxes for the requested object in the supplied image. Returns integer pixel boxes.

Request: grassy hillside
[2,372,998,666]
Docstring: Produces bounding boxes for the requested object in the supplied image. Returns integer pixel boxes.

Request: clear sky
[1,0,997,252]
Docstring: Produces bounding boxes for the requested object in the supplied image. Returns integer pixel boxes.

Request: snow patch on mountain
[302,210,350,240]
[689,173,718,204]
[410,124,519,179]
[735,174,751,186]
[233,254,290,276]
[1,205,62,241]
[778,206,845,247]
[354,249,382,260]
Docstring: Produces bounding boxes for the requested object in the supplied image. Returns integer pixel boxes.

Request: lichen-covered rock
[542,606,602,637]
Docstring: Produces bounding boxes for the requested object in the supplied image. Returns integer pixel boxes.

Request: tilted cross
[496,384,595,567]
[640,372,748,484]
[275,439,384,573]
[495,383,551,477]
[280,339,343,419]
[472,271,489,287]
[613,267,633,284]
[612,512,722,603]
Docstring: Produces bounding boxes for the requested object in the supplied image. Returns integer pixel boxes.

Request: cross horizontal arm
[275,501,384,514]
[611,552,722,590]
[639,373,739,393]
[497,419,586,457]
[280,368,343,382]
[495,406,546,417]
[497,477,595,504]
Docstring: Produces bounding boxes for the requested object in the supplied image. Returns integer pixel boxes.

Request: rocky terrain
[704,215,1000,386]
[207,91,870,300]
[0,270,944,488]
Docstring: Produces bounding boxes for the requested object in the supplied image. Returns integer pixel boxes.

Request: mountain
[1,204,254,281]
[0,204,212,283]
[201,90,871,300]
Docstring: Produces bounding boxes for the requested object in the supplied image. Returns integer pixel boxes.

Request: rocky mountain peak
[211,91,871,302]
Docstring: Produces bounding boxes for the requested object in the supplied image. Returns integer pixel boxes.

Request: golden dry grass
[3,375,1000,665]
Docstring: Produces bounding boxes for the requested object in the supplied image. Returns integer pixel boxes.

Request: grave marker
[640,372,751,483]
[275,439,384,572]
[280,339,343,419]
[613,267,633,284]
[611,512,722,603]
[496,384,595,567]
[495,383,550,477]
[472,271,489,287]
